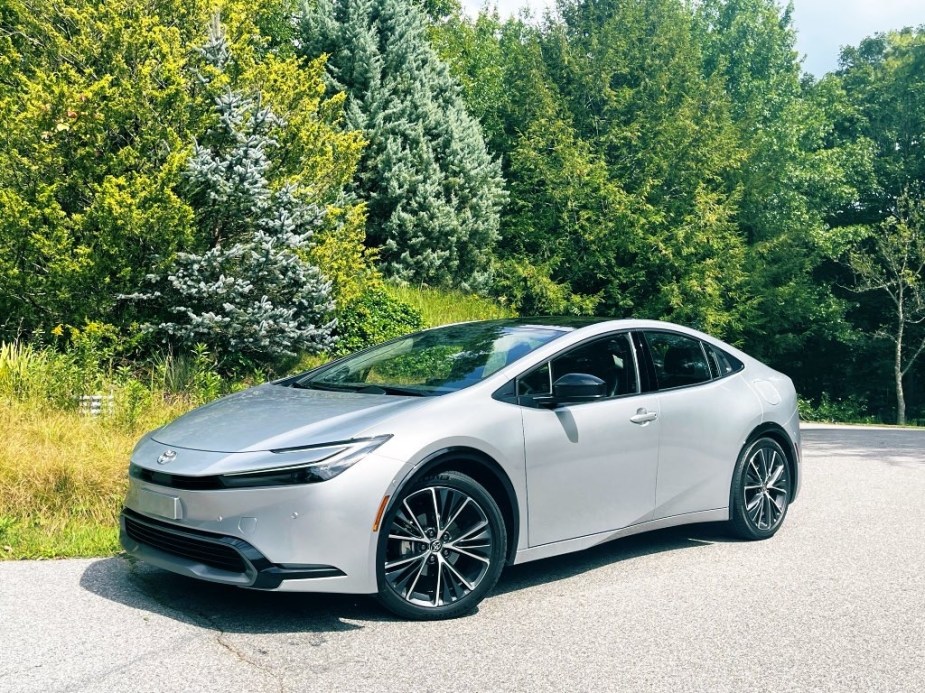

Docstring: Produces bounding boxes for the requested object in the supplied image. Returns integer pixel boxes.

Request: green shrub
[334,288,424,355]
[492,259,601,316]
[151,344,224,404]
[798,394,878,424]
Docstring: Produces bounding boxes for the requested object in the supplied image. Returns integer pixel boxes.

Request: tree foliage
[128,20,336,368]
[433,0,924,419]
[814,28,925,421]
[0,0,203,337]
[299,0,505,289]
[438,1,751,333]
[693,0,860,361]
[0,0,367,347]
[2,0,925,421]
[830,29,925,223]
[842,193,925,424]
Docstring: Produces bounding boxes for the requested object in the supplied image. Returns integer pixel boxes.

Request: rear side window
[643,331,712,390]
[705,343,744,378]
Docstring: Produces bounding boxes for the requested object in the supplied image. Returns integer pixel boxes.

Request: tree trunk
[895,321,906,426]
[895,364,906,425]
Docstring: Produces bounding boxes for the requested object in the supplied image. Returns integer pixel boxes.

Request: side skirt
[512,508,729,565]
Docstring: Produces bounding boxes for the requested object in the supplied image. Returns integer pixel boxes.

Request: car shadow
[81,523,734,631]
[495,523,734,596]
[80,556,389,634]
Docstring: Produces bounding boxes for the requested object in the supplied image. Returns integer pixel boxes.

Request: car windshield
[294,322,567,396]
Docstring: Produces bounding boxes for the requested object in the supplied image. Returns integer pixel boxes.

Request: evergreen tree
[131,19,335,368]
[695,0,853,365]
[0,0,366,342]
[441,1,750,333]
[0,0,204,338]
[298,0,505,289]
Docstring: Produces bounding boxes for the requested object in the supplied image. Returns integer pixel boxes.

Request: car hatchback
[121,318,800,619]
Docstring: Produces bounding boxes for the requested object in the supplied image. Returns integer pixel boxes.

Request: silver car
[121,318,800,619]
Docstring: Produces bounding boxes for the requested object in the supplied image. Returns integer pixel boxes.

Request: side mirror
[551,373,607,403]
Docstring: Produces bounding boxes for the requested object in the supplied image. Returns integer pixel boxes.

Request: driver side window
[517,333,639,398]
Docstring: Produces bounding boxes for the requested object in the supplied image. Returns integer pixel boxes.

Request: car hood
[150,383,426,453]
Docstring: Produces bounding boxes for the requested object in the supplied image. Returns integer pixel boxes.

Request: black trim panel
[120,508,344,589]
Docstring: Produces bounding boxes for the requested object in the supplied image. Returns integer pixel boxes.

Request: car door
[519,332,661,547]
[640,330,760,519]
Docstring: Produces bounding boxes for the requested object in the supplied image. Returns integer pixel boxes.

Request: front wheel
[728,437,792,540]
[376,471,507,620]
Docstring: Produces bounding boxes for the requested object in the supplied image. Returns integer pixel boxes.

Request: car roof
[457,316,618,331]
[432,317,752,360]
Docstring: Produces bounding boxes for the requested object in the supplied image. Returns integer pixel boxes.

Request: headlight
[129,436,394,490]
[218,435,393,488]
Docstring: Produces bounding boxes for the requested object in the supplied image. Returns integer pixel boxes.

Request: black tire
[728,436,792,540]
[376,471,507,620]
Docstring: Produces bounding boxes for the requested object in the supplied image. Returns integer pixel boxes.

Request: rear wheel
[729,437,792,540]
[376,471,506,620]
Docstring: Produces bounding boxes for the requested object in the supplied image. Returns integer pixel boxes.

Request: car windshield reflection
[295,322,568,396]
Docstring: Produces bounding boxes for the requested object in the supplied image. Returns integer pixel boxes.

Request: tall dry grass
[0,398,194,558]
[0,286,514,558]
[0,340,204,558]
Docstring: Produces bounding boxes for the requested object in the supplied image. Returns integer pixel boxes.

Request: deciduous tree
[844,194,925,425]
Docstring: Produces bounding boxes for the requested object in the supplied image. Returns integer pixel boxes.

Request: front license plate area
[137,489,182,520]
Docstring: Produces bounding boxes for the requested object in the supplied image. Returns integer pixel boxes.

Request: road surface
[1,425,923,692]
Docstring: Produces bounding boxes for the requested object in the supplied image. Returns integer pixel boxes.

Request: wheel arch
[389,446,521,565]
[744,422,800,504]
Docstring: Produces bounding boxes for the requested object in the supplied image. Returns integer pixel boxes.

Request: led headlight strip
[218,435,393,487]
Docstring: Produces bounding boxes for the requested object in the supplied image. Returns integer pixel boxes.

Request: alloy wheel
[383,485,494,608]
[742,443,790,531]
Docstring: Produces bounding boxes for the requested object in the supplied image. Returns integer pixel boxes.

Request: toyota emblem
[156,449,177,465]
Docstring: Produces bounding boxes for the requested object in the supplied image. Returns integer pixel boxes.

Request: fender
[744,422,801,503]
[388,446,521,565]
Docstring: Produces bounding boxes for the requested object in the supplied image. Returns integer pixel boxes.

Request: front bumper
[121,452,406,594]
[120,509,344,588]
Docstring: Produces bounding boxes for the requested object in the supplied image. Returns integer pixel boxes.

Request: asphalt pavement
[1,425,923,692]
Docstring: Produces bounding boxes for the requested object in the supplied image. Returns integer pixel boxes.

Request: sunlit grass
[383,283,513,327]
[0,398,194,559]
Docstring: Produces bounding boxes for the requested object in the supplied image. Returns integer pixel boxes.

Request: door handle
[630,408,658,424]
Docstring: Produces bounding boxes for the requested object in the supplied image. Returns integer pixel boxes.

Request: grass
[0,398,193,558]
[383,283,513,327]
[0,285,513,560]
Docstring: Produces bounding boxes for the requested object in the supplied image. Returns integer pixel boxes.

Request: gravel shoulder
[2,425,923,692]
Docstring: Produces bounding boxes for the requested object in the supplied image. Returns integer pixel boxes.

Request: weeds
[0,398,191,557]
[0,286,514,559]
[798,394,879,424]
[0,335,215,558]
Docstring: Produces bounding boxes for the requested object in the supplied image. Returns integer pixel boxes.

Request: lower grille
[124,513,248,573]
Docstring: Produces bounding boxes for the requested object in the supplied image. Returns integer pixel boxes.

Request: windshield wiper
[294,381,426,396]
[374,385,427,397]
[299,381,361,392]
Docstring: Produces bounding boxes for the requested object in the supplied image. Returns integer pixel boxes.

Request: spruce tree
[131,19,335,368]
[298,0,505,289]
